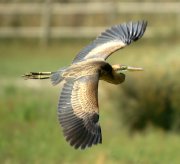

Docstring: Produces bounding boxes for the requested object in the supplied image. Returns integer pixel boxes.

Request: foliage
[109,40,180,132]
[0,40,180,163]
[117,70,180,132]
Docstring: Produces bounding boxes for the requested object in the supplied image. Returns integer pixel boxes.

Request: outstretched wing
[73,20,147,63]
[58,74,102,149]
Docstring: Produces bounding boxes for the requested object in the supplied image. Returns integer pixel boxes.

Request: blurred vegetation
[1,0,180,3]
[117,64,180,132]
[0,0,179,38]
[102,38,180,133]
[0,37,180,163]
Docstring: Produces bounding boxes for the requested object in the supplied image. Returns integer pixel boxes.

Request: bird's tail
[50,70,65,85]
[23,68,65,86]
[22,72,53,80]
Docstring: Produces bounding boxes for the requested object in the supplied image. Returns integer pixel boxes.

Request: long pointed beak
[126,66,143,71]
[112,64,144,72]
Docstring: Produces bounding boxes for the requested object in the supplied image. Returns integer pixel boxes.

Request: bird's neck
[100,69,125,85]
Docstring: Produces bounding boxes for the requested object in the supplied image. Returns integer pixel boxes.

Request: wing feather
[72,20,147,63]
[58,74,102,149]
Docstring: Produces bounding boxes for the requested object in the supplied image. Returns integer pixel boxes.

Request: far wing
[72,20,147,63]
[58,74,102,149]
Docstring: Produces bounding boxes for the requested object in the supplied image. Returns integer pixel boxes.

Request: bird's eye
[102,64,112,72]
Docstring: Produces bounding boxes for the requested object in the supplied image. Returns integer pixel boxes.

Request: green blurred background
[0,0,180,164]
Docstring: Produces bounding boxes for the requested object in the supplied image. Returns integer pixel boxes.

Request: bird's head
[112,64,143,73]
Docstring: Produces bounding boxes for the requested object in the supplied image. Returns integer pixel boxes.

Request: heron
[23,20,147,149]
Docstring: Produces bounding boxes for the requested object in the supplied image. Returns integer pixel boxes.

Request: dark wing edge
[72,20,147,63]
[58,75,102,149]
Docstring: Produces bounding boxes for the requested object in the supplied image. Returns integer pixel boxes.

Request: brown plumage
[23,20,147,149]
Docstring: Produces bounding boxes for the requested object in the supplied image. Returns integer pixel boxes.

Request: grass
[0,39,180,163]
[1,86,180,164]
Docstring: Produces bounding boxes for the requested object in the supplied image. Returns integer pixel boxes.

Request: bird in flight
[23,20,147,149]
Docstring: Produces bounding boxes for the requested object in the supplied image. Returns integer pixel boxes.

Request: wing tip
[59,108,102,150]
[98,20,148,45]
[61,116,102,150]
[123,20,148,44]
[65,125,102,150]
